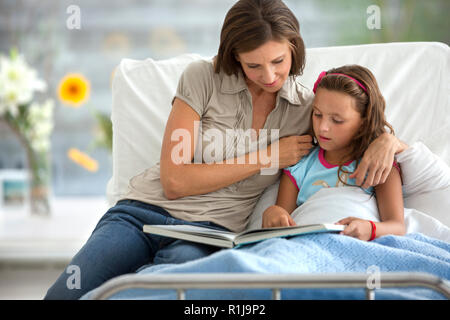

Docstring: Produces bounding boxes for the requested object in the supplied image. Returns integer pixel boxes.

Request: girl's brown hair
[214,0,305,77]
[314,65,395,186]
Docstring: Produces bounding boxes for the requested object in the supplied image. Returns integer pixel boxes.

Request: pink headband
[313,71,368,94]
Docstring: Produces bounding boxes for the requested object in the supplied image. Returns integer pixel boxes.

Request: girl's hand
[336,217,373,241]
[350,133,400,189]
[262,205,297,228]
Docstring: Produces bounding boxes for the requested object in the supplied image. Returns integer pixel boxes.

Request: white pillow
[396,142,450,196]
[107,54,204,205]
[247,181,279,230]
[404,207,450,242]
[404,187,450,228]
[399,142,450,227]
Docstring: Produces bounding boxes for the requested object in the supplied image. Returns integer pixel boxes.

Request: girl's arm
[350,133,409,189]
[373,165,405,237]
[160,98,313,200]
[262,172,299,228]
[338,166,405,240]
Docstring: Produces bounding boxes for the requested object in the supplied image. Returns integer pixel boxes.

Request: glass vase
[2,114,52,216]
[26,144,52,216]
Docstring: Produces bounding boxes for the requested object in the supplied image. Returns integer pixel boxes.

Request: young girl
[262,65,405,241]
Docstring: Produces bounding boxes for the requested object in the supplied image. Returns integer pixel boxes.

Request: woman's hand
[262,205,296,228]
[336,217,373,241]
[350,133,407,189]
[268,135,313,169]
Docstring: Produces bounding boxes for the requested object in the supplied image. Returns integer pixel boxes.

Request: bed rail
[88,272,450,300]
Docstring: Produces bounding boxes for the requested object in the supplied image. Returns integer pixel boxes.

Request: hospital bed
[86,42,450,300]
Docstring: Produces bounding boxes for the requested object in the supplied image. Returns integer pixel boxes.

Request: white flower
[26,99,54,152]
[0,54,47,117]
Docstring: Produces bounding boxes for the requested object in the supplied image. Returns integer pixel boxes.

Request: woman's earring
[313,136,318,145]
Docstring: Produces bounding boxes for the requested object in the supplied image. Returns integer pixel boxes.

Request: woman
[45,0,407,299]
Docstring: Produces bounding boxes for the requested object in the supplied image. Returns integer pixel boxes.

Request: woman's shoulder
[183,58,215,78]
[178,58,220,93]
[279,76,314,108]
[176,59,217,102]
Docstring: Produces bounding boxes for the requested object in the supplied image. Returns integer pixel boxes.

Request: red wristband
[369,221,376,241]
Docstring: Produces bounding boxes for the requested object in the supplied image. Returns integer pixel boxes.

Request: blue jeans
[44,199,228,300]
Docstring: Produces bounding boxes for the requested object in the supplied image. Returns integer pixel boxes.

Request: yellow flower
[67,148,98,172]
[57,73,90,107]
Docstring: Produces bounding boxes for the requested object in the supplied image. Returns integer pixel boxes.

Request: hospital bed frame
[89,272,450,300]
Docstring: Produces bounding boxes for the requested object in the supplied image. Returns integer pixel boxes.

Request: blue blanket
[85,233,450,300]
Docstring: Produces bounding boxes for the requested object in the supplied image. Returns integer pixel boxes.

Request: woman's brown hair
[214,0,305,77]
[314,65,395,187]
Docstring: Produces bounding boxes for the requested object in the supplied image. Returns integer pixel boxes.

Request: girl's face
[312,88,363,161]
[236,40,292,94]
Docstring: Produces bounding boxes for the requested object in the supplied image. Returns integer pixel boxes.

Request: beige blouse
[122,59,314,232]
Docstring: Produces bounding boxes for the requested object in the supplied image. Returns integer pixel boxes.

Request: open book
[143,223,345,248]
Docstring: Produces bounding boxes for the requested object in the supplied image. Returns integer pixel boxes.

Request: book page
[150,225,238,241]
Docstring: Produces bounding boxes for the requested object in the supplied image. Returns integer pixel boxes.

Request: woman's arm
[262,173,299,228]
[350,133,409,189]
[160,98,312,199]
[337,166,405,240]
[160,98,263,199]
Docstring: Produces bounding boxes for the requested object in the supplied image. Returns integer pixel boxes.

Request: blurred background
[0,0,448,198]
[0,0,448,299]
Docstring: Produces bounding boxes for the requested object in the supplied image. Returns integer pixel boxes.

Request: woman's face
[236,40,292,93]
